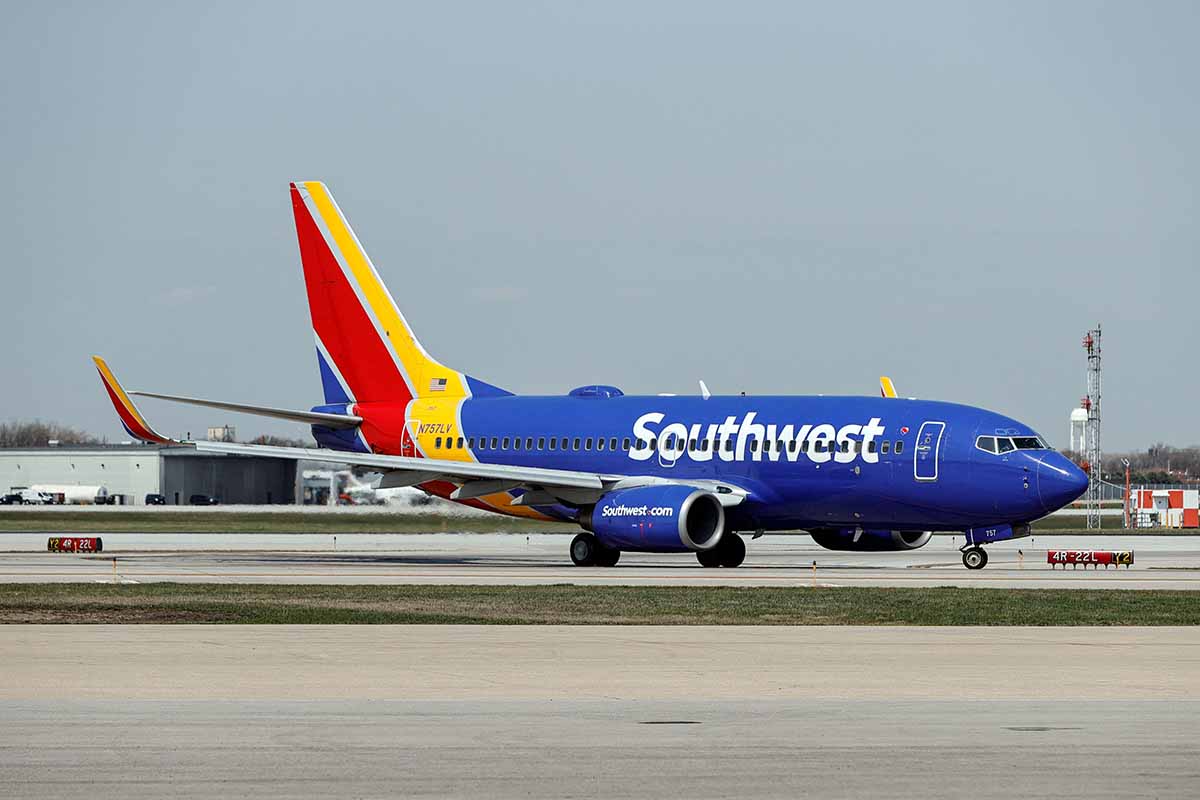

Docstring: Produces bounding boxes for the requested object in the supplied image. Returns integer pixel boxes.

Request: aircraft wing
[94,355,747,506]
[194,439,604,491]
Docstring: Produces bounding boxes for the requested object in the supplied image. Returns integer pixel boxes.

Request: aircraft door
[914,421,945,481]
[402,419,420,458]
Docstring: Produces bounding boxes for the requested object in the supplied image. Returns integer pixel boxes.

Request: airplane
[94,181,1089,570]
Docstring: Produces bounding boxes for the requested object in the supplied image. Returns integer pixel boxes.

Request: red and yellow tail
[291,181,506,407]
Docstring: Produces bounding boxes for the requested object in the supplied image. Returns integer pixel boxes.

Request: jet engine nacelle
[580,485,725,553]
[810,528,933,551]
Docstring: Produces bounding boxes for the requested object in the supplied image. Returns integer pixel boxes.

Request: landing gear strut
[697,533,745,568]
[961,547,988,570]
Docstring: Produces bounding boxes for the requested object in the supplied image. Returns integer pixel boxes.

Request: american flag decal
[429,377,448,392]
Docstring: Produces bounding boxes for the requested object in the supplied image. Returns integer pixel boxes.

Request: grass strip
[0,510,574,534]
[1,583,1197,625]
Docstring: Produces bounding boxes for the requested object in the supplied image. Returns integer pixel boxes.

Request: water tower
[1069,408,1088,453]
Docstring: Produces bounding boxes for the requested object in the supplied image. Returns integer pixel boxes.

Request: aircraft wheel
[697,549,722,568]
[570,533,598,567]
[719,533,746,568]
[962,547,988,570]
[595,546,621,567]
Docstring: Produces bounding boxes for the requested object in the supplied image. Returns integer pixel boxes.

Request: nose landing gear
[961,546,989,570]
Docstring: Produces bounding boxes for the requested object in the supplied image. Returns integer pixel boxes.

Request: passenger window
[688,439,696,452]
[750,439,759,453]
[725,439,734,452]
[623,438,631,451]
[649,439,657,452]
[490,437,498,449]
[513,438,522,451]
[548,438,556,451]
[894,440,904,454]
[573,438,581,451]
[538,437,546,450]
[789,440,796,453]
[597,438,606,451]
[525,437,533,450]
[502,437,511,449]
[585,438,593,450]
[844,441,852,453]
[468,437,475,448]
[801,440,809,453]
[435,437,442,449]
[996,437,1015,453]
[881,440,889,454]
[457,437,464,449]
[610,438,618,451]
[866,441,876,454]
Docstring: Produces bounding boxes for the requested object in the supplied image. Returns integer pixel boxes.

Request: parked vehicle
[188,494,219,505]
[15,489,52,505]
[145,493,167,506]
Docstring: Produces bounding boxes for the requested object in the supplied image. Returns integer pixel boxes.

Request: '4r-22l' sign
[1047,550,1133,566]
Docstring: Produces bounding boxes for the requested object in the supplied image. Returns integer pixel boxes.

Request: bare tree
[0,420,100,448]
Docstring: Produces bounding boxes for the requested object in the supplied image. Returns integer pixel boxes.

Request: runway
[3,626,1199,799]
[3,532,1200,589]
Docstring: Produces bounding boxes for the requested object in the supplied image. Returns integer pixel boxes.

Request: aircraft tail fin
[289,181,511,405]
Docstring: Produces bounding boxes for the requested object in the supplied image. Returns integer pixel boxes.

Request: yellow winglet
[879,376,898,398]
[92,356,178,444]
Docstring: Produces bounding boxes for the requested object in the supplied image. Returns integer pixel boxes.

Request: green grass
[2,583,1197,625]
[0,510,574,533]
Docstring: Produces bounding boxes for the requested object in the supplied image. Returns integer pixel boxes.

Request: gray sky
[3,1,1196,451]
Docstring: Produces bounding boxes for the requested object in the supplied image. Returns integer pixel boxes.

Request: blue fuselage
[349,393,1088,533]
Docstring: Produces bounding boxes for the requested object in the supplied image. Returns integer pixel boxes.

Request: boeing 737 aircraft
[95,182,1088,570]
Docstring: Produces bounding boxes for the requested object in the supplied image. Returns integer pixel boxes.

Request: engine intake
[810,528,932,552]
[581,485,725,552]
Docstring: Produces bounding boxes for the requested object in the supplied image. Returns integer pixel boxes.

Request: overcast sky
[3,2,1197,450]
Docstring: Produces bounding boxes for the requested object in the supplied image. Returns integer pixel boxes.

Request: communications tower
[1081,325,1102,528]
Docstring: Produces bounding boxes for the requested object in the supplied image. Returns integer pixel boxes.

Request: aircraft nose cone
[1038,456,1089,512]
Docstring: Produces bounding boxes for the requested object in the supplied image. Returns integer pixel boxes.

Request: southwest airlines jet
[95,182,1088,570]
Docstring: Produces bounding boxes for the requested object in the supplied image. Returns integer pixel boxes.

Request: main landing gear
[569,533,620,567]
[961,546,989,570]
[697,533,746,569]
[568,532,746,568]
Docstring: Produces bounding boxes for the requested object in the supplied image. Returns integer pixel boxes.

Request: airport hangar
[0,444,305,505]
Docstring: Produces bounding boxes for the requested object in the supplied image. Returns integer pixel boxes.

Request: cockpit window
[982,435,1051,454]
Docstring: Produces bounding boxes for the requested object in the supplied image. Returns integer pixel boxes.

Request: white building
[0,445,302,505]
